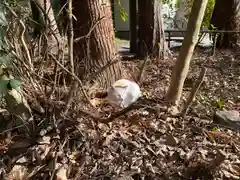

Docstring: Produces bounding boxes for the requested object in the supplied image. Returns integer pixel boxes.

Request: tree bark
[210,0,240,48]
[137,0,167,59]
[174,0,188,29]
[166,0,208,105]
[31,0,61,42]
[73,0,122,89]
[30,1,42,38]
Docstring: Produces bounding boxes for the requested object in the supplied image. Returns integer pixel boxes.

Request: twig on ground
[77,105,138,124]
[27,165,46,179]
[64,82,78,114]
[78,100,161,124]
[49,154,58,180]
[181,67,207,117]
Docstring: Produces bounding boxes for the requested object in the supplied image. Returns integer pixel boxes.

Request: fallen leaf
[8,165,28,180]
[37,136,51,144]
[165,134,179,146]
[229,164,240,176]
[56,166,68,180]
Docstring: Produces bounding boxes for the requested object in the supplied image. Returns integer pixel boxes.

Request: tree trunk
[59,0,68,35]
[174,0,188,29]
[166,0,208,105]
[31,0,61,42]
[30,1,42,38]
[73,0,122,89]
[137,0,167,59]
[210,0,240,48]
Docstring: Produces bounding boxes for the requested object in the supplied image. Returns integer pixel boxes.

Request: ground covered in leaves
[0,49,240,180]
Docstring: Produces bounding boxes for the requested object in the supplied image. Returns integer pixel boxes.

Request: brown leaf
[222,169,240,179]
[103,130,117,146]
[165,134,179,146]
[127,114,142,125]
[229,164,240,176]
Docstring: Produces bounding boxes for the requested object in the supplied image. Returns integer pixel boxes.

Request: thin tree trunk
[137,0,167,59]
[166,0,208,105]
[73,0,122,89]
[174,0,187,29]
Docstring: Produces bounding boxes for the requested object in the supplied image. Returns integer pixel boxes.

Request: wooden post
[129,0,137,53]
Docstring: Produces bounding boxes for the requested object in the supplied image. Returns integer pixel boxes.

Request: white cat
[106,79,141,108]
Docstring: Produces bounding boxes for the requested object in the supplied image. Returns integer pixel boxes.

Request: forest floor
[0,49,240,180]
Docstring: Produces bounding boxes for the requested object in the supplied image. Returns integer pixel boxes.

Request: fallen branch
[77,103,140,124]
[181,67,207,117]
[78,99,164,124]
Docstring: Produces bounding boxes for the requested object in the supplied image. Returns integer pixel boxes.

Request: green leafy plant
[115,37,121,44]
[0,55,21,95]
[215,97,224,109]
[175,0,180,8]
[202,0,215,28]
[8,78,21,89]
[209,24,217,30]
[184,0,215,29]
[162,0,171,4]
[0,73,21,94]
[211,127,218,132]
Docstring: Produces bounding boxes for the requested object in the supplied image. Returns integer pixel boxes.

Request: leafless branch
[137,55,149,85]
[64,0,75,114]
[49,54,94,108]
[181,67,207,117]
[78,101,162,124]
[73,17,105,43]
[4,2,33,70]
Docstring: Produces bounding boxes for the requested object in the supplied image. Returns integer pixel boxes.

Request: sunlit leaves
[0,55,21,94]
[9,79,21,89]
[117,0,128,22]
